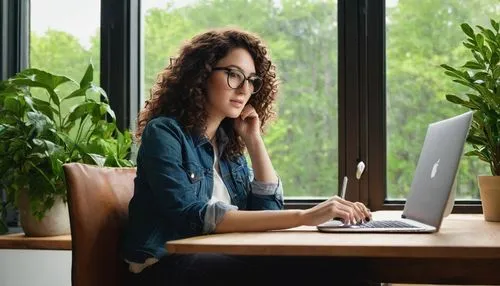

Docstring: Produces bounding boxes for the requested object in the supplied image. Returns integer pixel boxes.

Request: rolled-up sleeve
[202,201,238,234]
[247,167,284,210]
[251,176,283,197]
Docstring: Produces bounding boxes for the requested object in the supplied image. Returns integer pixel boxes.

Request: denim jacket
[121,116,284,263]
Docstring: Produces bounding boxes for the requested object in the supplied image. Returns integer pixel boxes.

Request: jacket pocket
[182,161,206,198]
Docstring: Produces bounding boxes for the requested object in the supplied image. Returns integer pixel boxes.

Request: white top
[208,143,231,205]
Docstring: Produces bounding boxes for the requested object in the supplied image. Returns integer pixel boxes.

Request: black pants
[125,253,381,286]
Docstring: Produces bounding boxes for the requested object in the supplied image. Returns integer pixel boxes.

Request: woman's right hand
[299,196,371,226]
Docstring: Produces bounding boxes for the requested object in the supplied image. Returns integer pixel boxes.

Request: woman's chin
[226,111,242,119]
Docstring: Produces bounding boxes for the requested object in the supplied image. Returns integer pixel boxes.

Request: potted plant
[440,18,500,221]
[0,63,135,236]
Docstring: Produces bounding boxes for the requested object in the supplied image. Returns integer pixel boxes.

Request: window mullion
[364,0,386,210]
[339,0,362,203]
[0,0,29,81]
[100,0,141,131]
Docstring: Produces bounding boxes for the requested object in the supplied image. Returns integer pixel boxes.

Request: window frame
[0,0,29,81]
[101,0,142,132]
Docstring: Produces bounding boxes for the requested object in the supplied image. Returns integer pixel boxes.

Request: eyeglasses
[212,67,263,94]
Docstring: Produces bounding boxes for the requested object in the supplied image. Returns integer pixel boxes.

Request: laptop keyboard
[357,220,418,228]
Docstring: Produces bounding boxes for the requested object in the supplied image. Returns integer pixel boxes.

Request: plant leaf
[16,68,74,90]
[490,52,499,69]
[26,111,54,136]
[63,87,88,101]
[56,131,74,148]
[67,102,97,122]
[472,51,484,66]
[445,94,466,105]
[440,64,460,73]
[83,153,106,167]
[31,139,60,156]
[467,135,488,146]
[90,85,109,103]
[463,42,480,53]
[79,63,94,88]
[10,78,61,106]
[464,150,490,163]
[444,71,464,80]
[462,61,484,70]
[31,98,57,121]
[491,19,499,32]
[3,95,23,114]
[475,33,484,49]
[461,23,475,39]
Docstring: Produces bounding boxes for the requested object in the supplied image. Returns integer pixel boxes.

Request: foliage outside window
[386,0,499,200]
[143,0,339,197]
[22,0,499,203]
[30,0,100,139]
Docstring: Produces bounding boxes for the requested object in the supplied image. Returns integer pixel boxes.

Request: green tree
[143,0,339,197]
[386,0,498,199]
[30,29,101,139]
[30,0,498,200]
[31,30,97,81]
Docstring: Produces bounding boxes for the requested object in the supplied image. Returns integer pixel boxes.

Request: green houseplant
[440,18,500,221]
[0,63,135,235]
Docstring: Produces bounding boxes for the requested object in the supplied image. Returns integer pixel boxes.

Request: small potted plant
[0,63,135,236]
[440,18,500,221]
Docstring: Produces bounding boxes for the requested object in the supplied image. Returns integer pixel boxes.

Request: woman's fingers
[352,202,370,223]
[240,105,257,121]
[328,199,356,224]
[354,202,372,221]
[331,207,352,224]
[329,196,369,224]
[310,196,372,225]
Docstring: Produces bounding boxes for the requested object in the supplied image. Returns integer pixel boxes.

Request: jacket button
[190,173,195,179]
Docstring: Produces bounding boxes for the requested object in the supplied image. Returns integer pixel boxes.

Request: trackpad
[318,220,353,228]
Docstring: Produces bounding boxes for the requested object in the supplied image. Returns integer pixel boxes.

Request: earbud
[356,161,365,179]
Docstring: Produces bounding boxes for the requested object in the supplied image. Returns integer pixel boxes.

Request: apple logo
[431,159,440,179]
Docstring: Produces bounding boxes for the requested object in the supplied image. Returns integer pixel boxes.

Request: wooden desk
[167,211,500,285]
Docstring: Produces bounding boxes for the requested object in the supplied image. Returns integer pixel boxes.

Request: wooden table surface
[165,211,500,284]
[2,211,498,258]
[166,211,500,259]
[1,211,499,284]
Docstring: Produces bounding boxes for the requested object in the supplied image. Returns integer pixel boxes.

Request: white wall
[0,249,71,286]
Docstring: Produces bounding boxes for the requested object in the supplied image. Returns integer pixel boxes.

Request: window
[4,0,490,213]
[385,0,499,201]
[30,0,100,83]
[142,0,339,198]
[30,0,101,138]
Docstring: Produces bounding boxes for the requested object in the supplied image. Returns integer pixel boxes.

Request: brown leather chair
[63,163,136,286]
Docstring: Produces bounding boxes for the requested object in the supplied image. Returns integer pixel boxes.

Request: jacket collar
[192,126,230,154]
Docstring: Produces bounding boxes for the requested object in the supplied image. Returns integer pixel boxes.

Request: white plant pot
[478,175,500,222]
[18,191,71,237]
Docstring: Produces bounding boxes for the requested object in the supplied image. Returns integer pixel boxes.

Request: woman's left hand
[234,104,261,142]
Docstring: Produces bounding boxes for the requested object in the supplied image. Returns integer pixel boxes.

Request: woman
[121,27,373,285]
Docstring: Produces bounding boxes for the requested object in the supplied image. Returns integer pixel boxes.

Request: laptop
[317,111,473,233]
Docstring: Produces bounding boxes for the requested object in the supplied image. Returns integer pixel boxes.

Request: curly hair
[136,27,279,159]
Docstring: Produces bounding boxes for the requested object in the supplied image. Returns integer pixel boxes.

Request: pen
[340,176,348,199]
